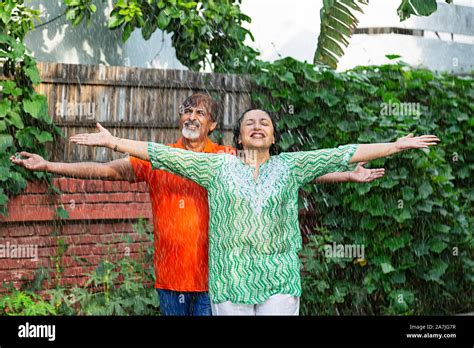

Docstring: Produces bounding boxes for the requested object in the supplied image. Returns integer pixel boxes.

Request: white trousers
[211,294,300,316]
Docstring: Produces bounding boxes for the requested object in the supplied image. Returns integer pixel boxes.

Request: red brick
[121,181,131,191]
[58,177,69,192]
[65,202,152,220]
[135,193,150,202]
[59,193,84,205]
[0,269,36,282]
[34,224,58,236]
[86,180,104,192]
[67,179,75,193]
[62,255,102,267]
[69,234,100,245]
[3,235,48,246]
[61,223,88,236]
[59,276,88,287]
[0,259,23,269]
[51,178,60,187]
[130,182,138,191]
[62,266,96,277]
[115,192,135,202]
[77,180,87,193]
[9,194,51,206]
[0,205,56,222]
[1,225,35,237]
[88,223,116,235]
[138,182,148,192]
[37,247,57,257]
[24,181,48,194]
[103,181,115,192]
[80,192,134,203]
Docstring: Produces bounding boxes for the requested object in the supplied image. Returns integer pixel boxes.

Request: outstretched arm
[70,123,149,161]
[282,133,439,186]
[349,133,440,164]
[315,162,385,183]
[10,152,136,181]
[69,123,223,187]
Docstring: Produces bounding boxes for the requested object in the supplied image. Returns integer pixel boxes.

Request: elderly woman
[70,108,439,315]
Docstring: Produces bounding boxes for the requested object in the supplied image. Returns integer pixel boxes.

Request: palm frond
[313,0,369,69]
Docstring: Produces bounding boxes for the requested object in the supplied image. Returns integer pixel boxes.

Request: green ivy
[0,0,63,216]
[251,57,473,315]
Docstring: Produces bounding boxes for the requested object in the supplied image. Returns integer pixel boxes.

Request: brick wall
[0,178,153,291]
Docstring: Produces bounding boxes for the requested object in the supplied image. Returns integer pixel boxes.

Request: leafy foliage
[9,219,159,315]
[65,0,258,73]
[46,219,159,315]
[397,0,453,21]
[251,57,473,314]
[0,285,56,315]
[0,0,63,215]
[314,0,368,69]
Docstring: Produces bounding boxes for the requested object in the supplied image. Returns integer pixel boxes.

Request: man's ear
[209,121,217,133]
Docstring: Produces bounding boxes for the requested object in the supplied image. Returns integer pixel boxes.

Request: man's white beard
[182,126,200,140]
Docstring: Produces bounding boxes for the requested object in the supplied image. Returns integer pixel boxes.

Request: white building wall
[241,0,473,73]
[24,0,473,73]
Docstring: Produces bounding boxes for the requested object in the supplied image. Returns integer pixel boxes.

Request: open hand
[10,152,48,171]
[395,133,440,150]
[349,162,385,183]
[69,122,113,147]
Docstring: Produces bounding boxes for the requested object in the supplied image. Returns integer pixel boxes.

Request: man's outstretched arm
[10,152,136,182]
[315,162,385,183]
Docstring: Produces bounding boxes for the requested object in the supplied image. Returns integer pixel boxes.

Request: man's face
[179,103,217,141]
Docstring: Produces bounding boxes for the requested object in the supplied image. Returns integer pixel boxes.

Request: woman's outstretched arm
[281,133,439,186]
[349,133,440,164]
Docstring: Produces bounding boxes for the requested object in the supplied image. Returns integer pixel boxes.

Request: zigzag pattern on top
[148,142,358,304]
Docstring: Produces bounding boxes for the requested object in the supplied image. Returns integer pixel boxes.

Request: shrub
[251,57,473,315]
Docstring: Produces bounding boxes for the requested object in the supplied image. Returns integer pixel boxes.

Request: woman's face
[238,110,275,151]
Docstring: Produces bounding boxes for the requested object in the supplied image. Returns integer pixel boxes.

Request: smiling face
[179,102,217,141]
[238,109,275,152]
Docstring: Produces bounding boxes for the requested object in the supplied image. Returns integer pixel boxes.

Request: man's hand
[10,152,48,171]
[69,122,114,148]
[395,133,440,150]
[348,162,385,183]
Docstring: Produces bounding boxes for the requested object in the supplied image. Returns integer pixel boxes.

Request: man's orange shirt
[129,137,234,292]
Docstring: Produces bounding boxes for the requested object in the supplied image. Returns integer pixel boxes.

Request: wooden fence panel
[35,62,252,163]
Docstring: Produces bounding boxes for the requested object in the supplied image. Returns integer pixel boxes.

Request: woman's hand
[69,122,114,148]
[349,162,385,183]
[395,133,440,150]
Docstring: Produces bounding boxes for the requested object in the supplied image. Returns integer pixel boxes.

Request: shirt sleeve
[280,144,358,186]
[147,142,225,188]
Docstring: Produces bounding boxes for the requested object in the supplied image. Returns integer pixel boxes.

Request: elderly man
[11,92,385,316]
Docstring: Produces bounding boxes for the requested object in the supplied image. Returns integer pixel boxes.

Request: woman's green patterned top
[147,142,358,304]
